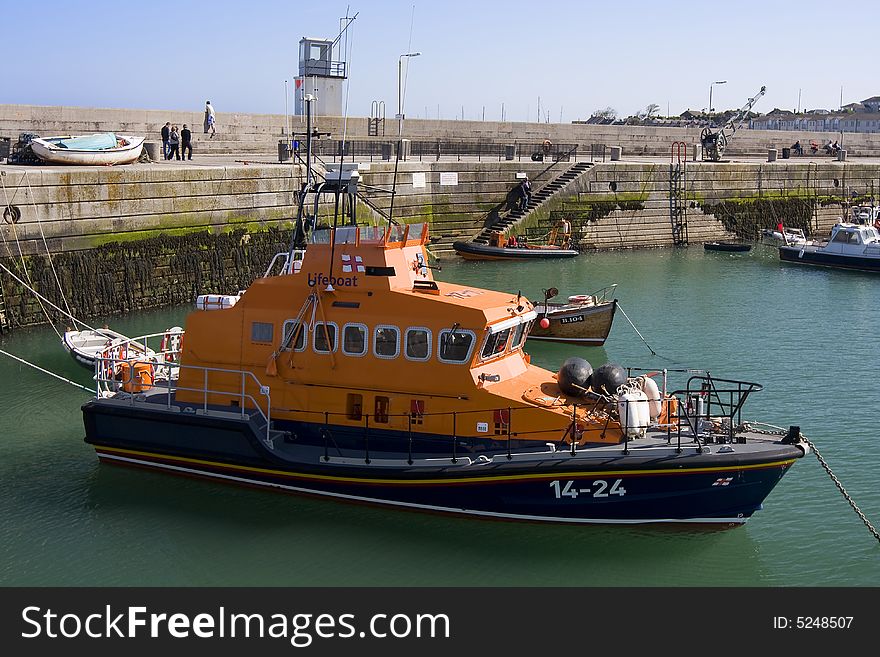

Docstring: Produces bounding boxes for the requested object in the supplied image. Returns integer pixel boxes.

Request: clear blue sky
[0,0,868,122]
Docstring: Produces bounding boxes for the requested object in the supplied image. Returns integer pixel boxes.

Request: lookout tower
[295,37,346,117]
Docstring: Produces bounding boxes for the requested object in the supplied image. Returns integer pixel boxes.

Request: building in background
[750,96,880,133]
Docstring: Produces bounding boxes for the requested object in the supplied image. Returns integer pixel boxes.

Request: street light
[397,52,421,137]
[390,52,420,223]
[709,80,727,112]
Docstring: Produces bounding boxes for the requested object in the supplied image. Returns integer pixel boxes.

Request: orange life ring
[567,294,592,304]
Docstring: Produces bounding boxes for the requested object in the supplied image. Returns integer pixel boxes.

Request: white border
[373,324,400,360]
[404,327,432,362]
[341,322,368,357]
[437,328,477,364]
[281,319,308,352]
[313,321,339,353]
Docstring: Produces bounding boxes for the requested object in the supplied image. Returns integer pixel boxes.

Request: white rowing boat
[62,328,155,370]
[30,133,144,166]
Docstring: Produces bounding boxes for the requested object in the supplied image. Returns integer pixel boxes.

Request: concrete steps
[471,161,594,243]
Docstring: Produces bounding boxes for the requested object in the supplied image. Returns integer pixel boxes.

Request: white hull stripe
[97,452,748,526]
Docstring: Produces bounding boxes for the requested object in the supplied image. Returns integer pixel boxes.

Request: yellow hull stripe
[94,445,797,486]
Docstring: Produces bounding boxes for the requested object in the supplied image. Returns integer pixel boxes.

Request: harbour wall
[5,103,880,158]
[1,159,878,329]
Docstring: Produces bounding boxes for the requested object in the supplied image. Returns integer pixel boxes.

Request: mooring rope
[0,347,92,393]
[24,170,76,323]
[802,435,880,545]
[615,302,671,360]
[0,174,62,339]
[0,260,97,332]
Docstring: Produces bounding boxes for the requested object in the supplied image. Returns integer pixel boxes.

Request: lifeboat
[78,98,807,526]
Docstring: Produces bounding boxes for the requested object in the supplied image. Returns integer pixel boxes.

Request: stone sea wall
[2,159,879,328]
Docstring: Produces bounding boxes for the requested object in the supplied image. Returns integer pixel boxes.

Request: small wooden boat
[62,327,155,370]
[529,286,617,345]
[703,241,752,252]
[31,133,144,166]
[452,240,578,261]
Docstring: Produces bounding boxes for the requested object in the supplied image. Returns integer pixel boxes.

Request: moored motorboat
[779,222,880,273]
[528,286,617,345]
[454,219,578,261]
[452,240,579,260]
[30,133,145,166]
[78,99,807,526]
[81,218,807,524]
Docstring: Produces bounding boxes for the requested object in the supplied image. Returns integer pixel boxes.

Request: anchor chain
[803,436,880,545]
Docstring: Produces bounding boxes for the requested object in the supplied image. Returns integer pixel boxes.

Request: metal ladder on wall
[368,100,386,137]
[669,141,688,246]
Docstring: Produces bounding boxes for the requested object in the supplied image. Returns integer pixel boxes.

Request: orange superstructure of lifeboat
[174,222,624,447]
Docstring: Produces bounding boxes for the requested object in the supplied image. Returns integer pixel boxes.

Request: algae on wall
[0,228,290,328]
[698,196,819,238]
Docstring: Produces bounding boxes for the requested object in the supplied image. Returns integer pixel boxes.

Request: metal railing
[312,139,580,163]
[95,356,274,446]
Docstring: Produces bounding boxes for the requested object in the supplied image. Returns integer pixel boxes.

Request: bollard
[767,148,777,162]
[143,141,159,161]
[610,145,622,161]
[692,143,699,162]
[277,140,291,163]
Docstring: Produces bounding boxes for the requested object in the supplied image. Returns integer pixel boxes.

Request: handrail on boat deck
[588,283,618,304]
[94,356,273,447]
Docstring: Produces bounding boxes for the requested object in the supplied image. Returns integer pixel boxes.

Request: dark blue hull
[779,245,880,272]
[83,399,803,525]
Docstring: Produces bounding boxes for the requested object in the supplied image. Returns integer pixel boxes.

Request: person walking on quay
[204,100,216,138]
[180,124,193,160]
[161,121,171,159]
[167,125,181,160]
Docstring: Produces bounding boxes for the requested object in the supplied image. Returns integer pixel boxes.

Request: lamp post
[709,80,727,113]
[390,52,420,223]
[397,52,421,138]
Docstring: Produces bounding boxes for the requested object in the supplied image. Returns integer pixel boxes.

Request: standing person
[180,124,193,160]
[204,100,216,138]
[519,176,532,211]
[161,122,171,159]
[167,125,180,160]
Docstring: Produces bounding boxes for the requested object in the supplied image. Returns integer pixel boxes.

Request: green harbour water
[1,243,879,586]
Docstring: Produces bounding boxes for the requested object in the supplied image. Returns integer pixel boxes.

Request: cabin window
[314,322,338,353]
[374,396,390,423]
[438,328,476,364]
[251,322,274,343]
[342,323,368,356]
[481,328,511,360]
[281,320,307,351]
[374,325,400,359]
[511,321,529,350]
[405,327,432,361]
[347,393,363,420]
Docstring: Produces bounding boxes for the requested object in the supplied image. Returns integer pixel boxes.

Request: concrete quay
[4,103,880,159]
